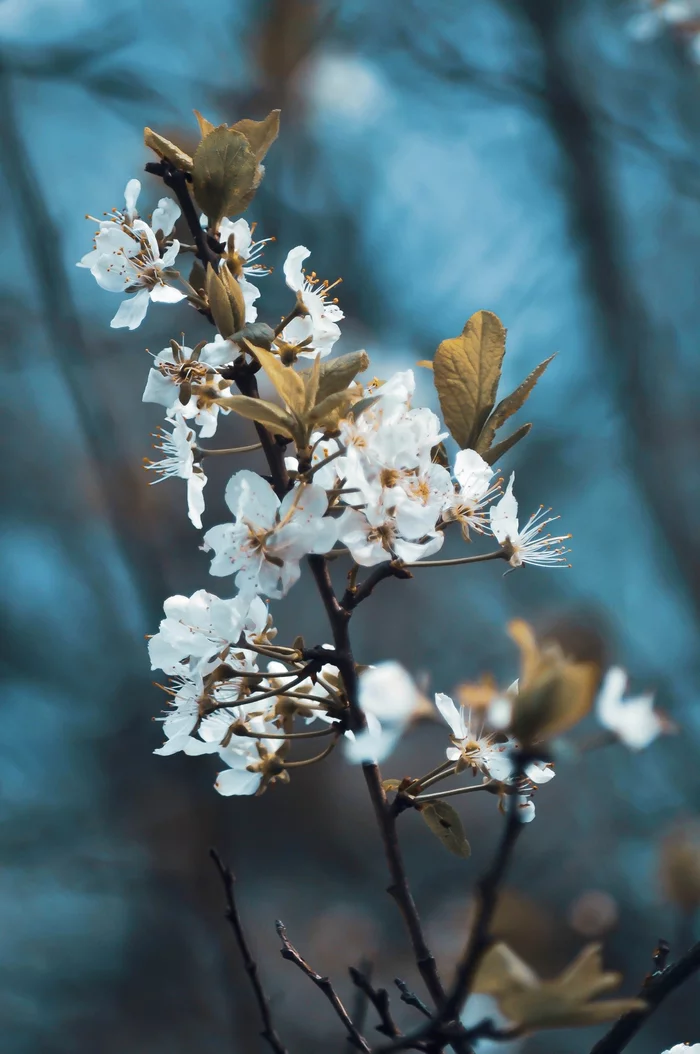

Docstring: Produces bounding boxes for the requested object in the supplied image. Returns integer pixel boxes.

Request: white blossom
[203,471,338,598]
[281,245,344,358]
[660,1046,700,1054]
[597,666,663,751]
[285,433,345,490]
[215,716,285,796]
[338,504,444,566]
[435,692,517,782]
[217,216,272,323]
[443,449,501,539]
[143,414,207,529]
[142,342,232,437]
[345,662,421,763]
[78,180,185,329]
[490,474,571,569]
[148,588,268,676]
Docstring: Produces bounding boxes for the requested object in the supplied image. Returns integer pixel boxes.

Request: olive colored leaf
[476,354,555,456]
[304,353,322,414]
[193,109,215,138]
[382,779,402,791]
[206,267,235,338]
[419,801,471,858]
[192,126,257,228]
[244,342,305,413]
[347,394,381,421]
[313,350,370,403]
[144,127,193,172]
[230,322,275,349]
[231,109,281,162]
[482,423,532,466]
[189,259,207,297]
[308,390,353,426]
[216,394,295,438]
[416,359,434,370]
[219,262,246,334]
[433,310,506,450]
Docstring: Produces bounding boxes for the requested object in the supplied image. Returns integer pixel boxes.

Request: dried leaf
[482,423,532,466]
[245,342,305,413]
[144,127,193,172]
[433,310,506,450]
[192,126,257,228]
[217,394,295,438]
[193,109,215,138]
[476,355,555,456]
[420,801,471,858]
[231,109,281,162]
[206,267,235,338]
[314,350,370,403]
[475,942,646,1032]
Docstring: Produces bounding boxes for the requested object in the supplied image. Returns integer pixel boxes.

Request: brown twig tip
[209,849,289,1054]
[349,966,400,1038]
[394,978,431,1019]
[276,920,372,1052]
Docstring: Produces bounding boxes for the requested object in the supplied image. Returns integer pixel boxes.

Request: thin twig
[589,939,700,1054]
[413,781,493,803]
[342,562,413,611]
[403,550,508,569]
[349,966,401,1039]
[197,441,263,457]
[209,850,288,1054]
[395,978,432,1019]
[276,920,371,1052]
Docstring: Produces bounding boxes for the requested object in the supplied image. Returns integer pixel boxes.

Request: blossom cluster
[79,174,665,809]
[629,0,700,61]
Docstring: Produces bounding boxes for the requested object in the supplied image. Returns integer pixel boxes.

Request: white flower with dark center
[142,342,232,438]
[442,449,502,539]
[78,180,185,329]
[148,589,268,676]
[490,474,571,569]
[143,414,207,529]
[203,471,338,598]
[153,668,264,758]
[345,662,422,763]
[215,716,287,796]
[285,433,345,490]
[597,667,663,751]
[337,504,444,567]
[435,692,516,782]
[280,245,344,358]
[266,655,341,725]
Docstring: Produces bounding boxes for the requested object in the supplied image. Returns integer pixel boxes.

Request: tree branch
[589,939,700,1054]
[349,966,401,1039]
[276,920,371,1052]
[209,849,288,1054]
[342,562,413,612]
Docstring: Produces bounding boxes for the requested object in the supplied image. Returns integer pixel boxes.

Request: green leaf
[144,127,193,172]
[206,267,235,338]
[216,394,295,438]
[314,350,370,403]
[433,310,506,450]
[419,801,471,858]
[482,423,532,466]
[230,110,281,163]
[192,126,257,228]
[476,354,555,456]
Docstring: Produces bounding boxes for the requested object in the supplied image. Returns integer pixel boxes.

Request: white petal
[111,289,150,330]
[489,473,519,544]
[283,245,310,292]
[151,197,181,237]
[453,448,493,498]
[225,470,279,527]
[124,178,141,217]
[187,472,207,529]
[150,281,185,304]
[215,766,262,796]
[142,368,177,407]
[434,693,465,739]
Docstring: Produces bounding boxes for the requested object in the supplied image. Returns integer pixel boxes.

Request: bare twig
[276,920,371,1052]
[589,939,700,1054]
[209,850,288,1054]
[395,978,431,1019]
[342,562,413,612]
[349,965,401,1039]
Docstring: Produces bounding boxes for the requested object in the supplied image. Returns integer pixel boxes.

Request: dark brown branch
[342,562,413,612]
[209,849,288,1054]
[589,939,700,1054]
[276,920,371,1052]
[349,966,401,1039]
[394,978,431,1019]
[144,159,221,270]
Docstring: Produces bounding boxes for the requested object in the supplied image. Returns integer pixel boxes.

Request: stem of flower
[196,442,263,457]
[283,737,340,767]
[233,726,336,741]
[404,550,508,569]
[413,781,493,804]
[274,303,304,338]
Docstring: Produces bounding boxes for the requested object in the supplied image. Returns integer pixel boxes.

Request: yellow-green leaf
[206,267,235,338]
[308,390,352,426]
[231,110,281,162]
[219,262,246,334]
[420,801,471,858]
[476,354,555,456]
[482,423,532,466]
[144,127,193,172]
[313,350,370,403]
[216,394,295,438]
[304,353,322,414]
[192,126,257,228]
[189,259,207,296]
[193,109,215,138]
[433,310,506,450]
[245,342,305,413]
[382,779,402,791]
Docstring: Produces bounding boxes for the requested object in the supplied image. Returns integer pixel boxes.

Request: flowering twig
[209,849,288,1054]
[589,939,700,1054]
[275,920,371,1052]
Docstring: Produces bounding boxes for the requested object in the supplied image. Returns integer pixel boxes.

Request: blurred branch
[276,919,371,1052]
[590,939,700,1054]
[349,967,401,1039]
[209,850,289,1054]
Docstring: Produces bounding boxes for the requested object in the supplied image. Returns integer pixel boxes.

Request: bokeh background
[2,0,700,1050]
